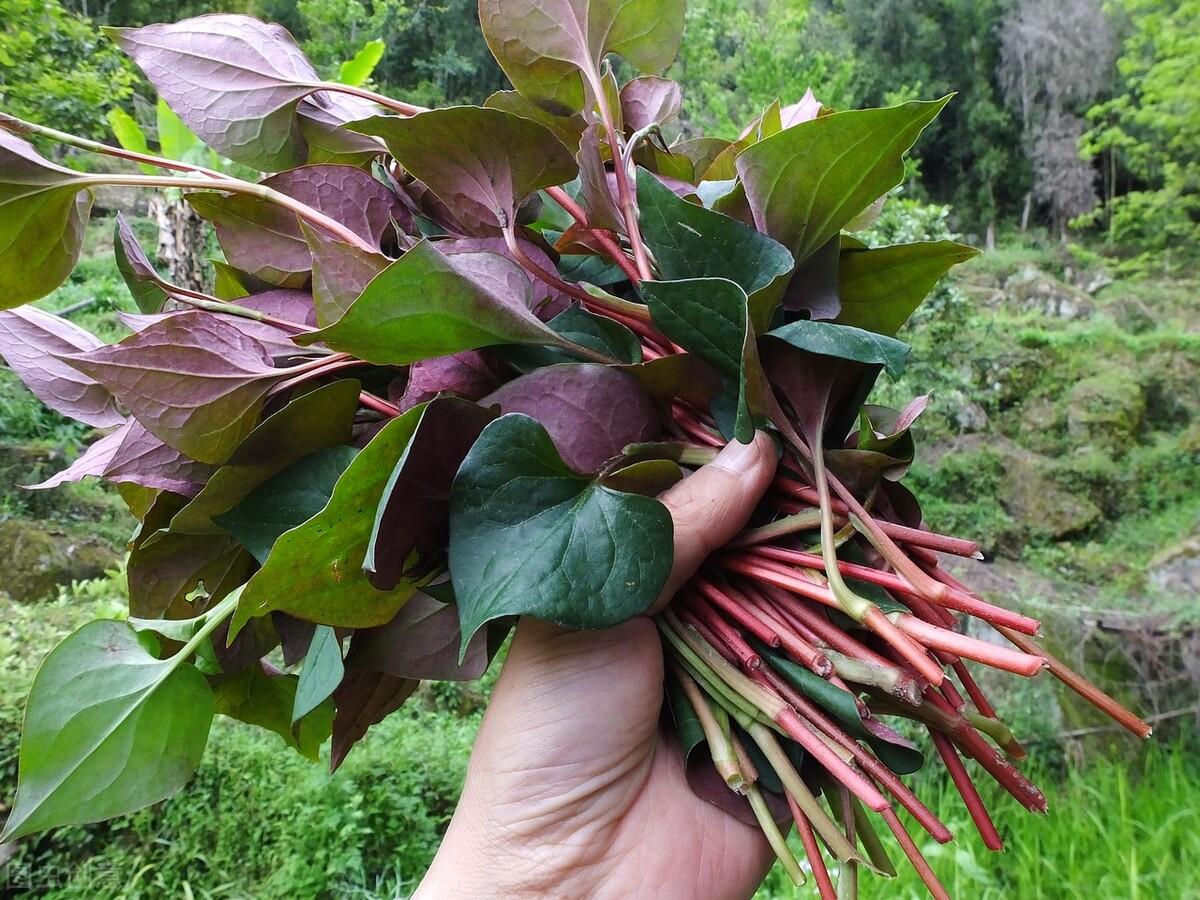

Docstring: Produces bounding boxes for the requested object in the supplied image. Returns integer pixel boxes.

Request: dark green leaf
[737,98,951,265]
[449,414,673,652]
[230,407,429,635]
[292,625,344,723]
[216,445,359,563]
[766,319,910,379]
[836,239,979,336]
[1,621,213,840]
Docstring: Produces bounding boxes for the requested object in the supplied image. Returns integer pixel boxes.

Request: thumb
[653,431,778,609]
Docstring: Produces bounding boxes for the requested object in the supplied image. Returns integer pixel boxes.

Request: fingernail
[712,435,761,473]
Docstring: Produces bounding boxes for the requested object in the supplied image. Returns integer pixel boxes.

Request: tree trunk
[985,221,996,251]
[151,196,209,293]
[1020,192,1033,232]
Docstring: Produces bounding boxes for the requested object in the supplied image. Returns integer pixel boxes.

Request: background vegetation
[0,0,1197,897]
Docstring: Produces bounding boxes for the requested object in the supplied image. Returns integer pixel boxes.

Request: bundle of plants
[0,5,1149,897]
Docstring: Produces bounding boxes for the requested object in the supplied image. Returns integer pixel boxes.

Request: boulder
[1004,266,1096,320]
[1067,371,1144,453]
[998,439,1102,539]
[1148,534,1200,597]
[0,518,121,602]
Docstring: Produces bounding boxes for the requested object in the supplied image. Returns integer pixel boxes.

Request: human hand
[415,432,779,900]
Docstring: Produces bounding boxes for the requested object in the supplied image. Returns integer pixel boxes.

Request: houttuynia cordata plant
[0,4,1150,896]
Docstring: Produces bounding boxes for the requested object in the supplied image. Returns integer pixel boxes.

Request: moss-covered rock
[0,518,120,602]
[998,440,1103,540]
[1067,370,1145,453]
[1003,266,1096,320]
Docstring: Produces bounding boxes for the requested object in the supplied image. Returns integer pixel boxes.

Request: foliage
[0,0,137,142]
[1080,0,1200,270]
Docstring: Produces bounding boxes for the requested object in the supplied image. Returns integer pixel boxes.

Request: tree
[999,0,1117,237]
[0,0,136,142]
[1081,0,1200,268]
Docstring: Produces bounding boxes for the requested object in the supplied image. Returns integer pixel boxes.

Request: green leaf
[293,625,344,723]
[449,414,674,652]
[666,676,706,761]
[230,407,430,636]
[636,168,794,305]
[484,90,588,152]
[167,379,361,536]
[113,213,169,313]
[736,98,951,265]
[835,239,979,336]
[1,620,213,840]
[479,0,685,116]
[216,445,360,563]
[351,107,577,233]
[766,319,910,379]
[300,221,391,327]
[508,302,642,369]
[107,108,155,175]
[338,39,385,87]
[641,277,769,442]
[156,98,204,164]
[297,240,580,364]
[0,130,92,307]
[213,663,332,761]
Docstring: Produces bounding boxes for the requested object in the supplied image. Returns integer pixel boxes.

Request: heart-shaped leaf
[636,168,793,329]
[0,306,123,427]
[107,15,364,170]
[301,222,391,326]
[449,413,674,652]
[365,398,498,590]
[736,98,950,266]
[1,620,213,841]
[114,213,169,313]
[483,363,662,473]
[30,418,213,495]
[216,445,360,563]
[292,625,344,723]
[0,130,92,307]
[57,311,286,464]
[835,239,979,336]
[298,240,583,364]
[166,379,360,536]
[439,234,571,320]
[352,107,577,233]
[479,0,685,116]
[188,165,401,287]
[213,662,332,761]
[641,277,770,443]
[766,319,910,379]
[230,407,431,636]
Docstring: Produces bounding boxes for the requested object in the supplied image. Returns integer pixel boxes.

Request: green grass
[757,744,1200,900]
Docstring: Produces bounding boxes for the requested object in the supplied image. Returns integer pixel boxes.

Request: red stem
[877,801,952,900]
[693,578,783,649]
[681,596,761,671]
[930,729,1004,851]
[787,795,837,900]
[358,391,400,417]
[544,185,643,285]
[894,614,1044,677]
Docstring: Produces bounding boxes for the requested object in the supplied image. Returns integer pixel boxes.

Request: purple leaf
[29,419,213,495]
[365,398,498,589]
[56,311,286,464]
[0,307,123,427]
[780,88,822,128]
[397,352,502,413]
[576,125,624,233]
[351,107,577,233]
[0,130,92,307]
[301,222,391,326]
[113,213,169,313]
[330,671,418,771]
[106,15,361,171]
[297,92,387,167]
[117,310,302,361]
[187,165,402,287]
[345,592,495,680]
[238,289,317,326]
[620,76,682,131]
[484,363,662,473]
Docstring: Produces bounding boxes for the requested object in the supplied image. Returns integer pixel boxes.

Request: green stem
[175,588,242,662]
[747,783,807,886]
[1,113,233,181]
[672,666,747,793]
[163,287,311,333]
[313,81,426,117]
[74,173,378,254]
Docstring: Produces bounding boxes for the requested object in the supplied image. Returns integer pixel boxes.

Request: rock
[1067,371,1144,453]
[1107,295,1156,335]
[1148,535,1200,597]
[1063,264,1114,295]
[1004,266,1096,319]
[998,439,1102,539]
[1016,397,1064,454]
[953,399,989,434]
[0,518,121,602]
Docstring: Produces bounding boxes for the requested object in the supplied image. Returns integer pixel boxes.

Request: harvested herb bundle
[0,6,1148,896]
